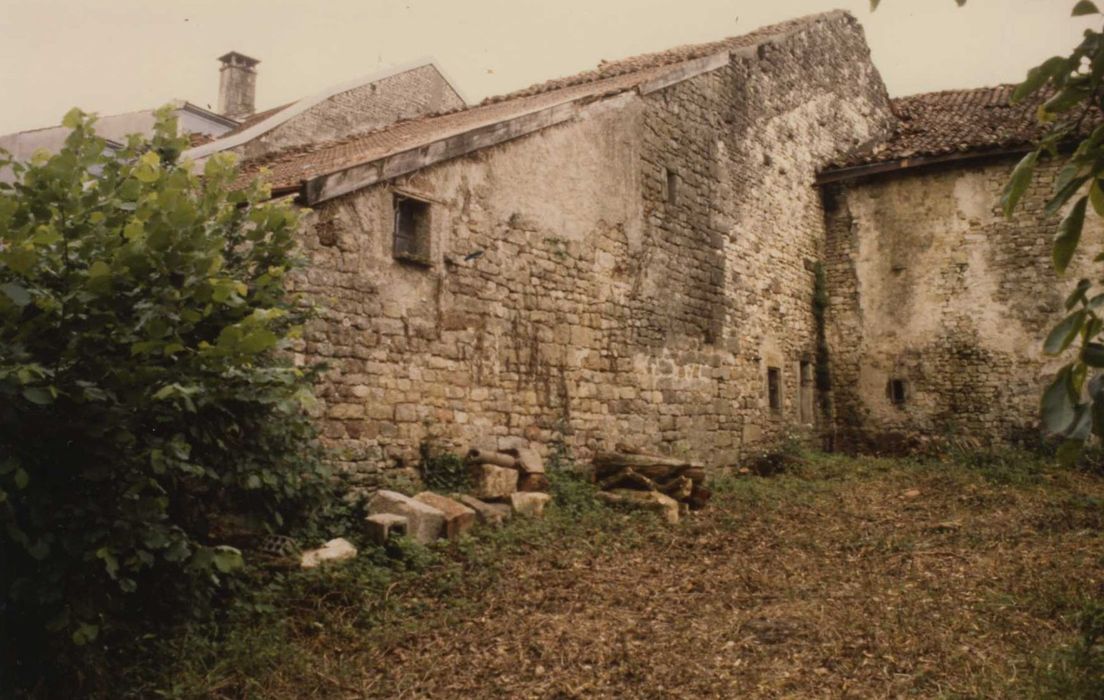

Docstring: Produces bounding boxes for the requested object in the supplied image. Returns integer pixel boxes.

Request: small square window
[393,194,431,264]
[767,367,782,412]
[665,167,678,206]
[888,378,908,406]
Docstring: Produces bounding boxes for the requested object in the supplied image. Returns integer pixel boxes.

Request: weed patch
[93,455,1104,698]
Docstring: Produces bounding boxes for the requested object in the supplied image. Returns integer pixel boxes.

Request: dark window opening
[665,168,678,206]
[767,367,782,412]
[888,378,908,406]
[393,194,431,264]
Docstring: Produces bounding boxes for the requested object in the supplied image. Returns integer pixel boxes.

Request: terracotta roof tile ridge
[237,104,480,170]
[481,10,850,105]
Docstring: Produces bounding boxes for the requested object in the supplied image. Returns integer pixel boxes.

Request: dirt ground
[255,455,1104,698]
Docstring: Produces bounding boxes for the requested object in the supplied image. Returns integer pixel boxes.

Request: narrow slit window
[800,361,813,386]
[799,361,814,424]
[393,194,431,264]
[888,378,908,406]
[665,168,678,206]
[767,367,782,412]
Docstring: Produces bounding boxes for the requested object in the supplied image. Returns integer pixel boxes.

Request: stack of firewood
[593,445,712,514]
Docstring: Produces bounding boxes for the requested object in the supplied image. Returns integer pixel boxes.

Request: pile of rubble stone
[365,445,555,545]
[592,446,711,525]
[300,444,553,568]
[297,444,714,567]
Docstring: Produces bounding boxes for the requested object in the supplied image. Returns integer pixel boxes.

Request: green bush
[0,109,328,691]
[418,442,468,493]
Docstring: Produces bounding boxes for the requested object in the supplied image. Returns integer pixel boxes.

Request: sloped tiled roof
[482,11,845,103]
[829,85,1072,170]
[187,132,216,147]
[219,103,293,139]
[236,11,850,193]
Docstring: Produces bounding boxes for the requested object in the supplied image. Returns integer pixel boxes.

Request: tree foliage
[993,1,1104,462]
[0,108,328,688]
[876,0,1104,461]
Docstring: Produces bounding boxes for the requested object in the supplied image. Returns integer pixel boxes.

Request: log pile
[593,446,712,518]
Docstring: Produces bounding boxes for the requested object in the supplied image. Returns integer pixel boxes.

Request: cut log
[592,451,705,484]
[686,484,713,510]
[597,489,679,524]
[598,467,658,492]
[655,475,693,501]
[466,448,517,469]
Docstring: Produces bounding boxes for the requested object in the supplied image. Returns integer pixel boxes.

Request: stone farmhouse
[21,10,1081,476]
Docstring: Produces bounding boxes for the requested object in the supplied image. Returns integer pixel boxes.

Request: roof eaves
[301,95,590,205]
[250,11,853,203]
[816,145,1033,185]
[299,52,742,205]
[178,101,241,128]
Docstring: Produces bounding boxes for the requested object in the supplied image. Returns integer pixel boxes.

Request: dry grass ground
[146,453,1104,698]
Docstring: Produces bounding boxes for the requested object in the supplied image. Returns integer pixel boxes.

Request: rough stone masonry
[278,11,896,481]
[225,9,1085,481]
[823,157,1104,450]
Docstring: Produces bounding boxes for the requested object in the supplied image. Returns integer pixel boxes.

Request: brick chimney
[217,51,259,121]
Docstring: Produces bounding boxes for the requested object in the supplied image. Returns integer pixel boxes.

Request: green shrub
[0,109,328,691]
[418,442,468,493]
[1035,600,1104,698]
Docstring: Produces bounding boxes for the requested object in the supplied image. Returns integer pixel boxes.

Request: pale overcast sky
[0,0,1098,134]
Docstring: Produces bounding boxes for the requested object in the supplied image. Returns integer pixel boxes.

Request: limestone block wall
[237,64,465,160]
[293,13,893,480]
[824,158,1104,448]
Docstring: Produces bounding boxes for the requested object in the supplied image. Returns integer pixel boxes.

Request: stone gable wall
[237,64,465,160]
[824,158,1104,449]
[292,13,893,481]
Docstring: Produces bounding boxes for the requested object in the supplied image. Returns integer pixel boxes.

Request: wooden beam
[637,51,730,95]
[816,146,1032,185]
[303,100,581,205]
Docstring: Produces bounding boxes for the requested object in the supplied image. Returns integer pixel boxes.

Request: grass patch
[90,452,1104,698]
[112,468,660,698]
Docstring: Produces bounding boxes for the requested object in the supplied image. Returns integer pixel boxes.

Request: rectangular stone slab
[414,492,476,540]
[469,463,518,500]
[457,494,512,527]
[597,489,680,524]
[508,447,546,474]
[300,537,357,568]
[365,512,408,546]
[518,473,550,492]
[367,490,445,544]
[510,491,552,517]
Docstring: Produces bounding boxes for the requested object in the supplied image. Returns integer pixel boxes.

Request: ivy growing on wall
[812,261,833,416]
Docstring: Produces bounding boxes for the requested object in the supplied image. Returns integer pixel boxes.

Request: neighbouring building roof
[819,84,1094,182]
[218,102,292,139]
[229,10,853,203]
[186,58,470,160]
[0,101,237,177]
